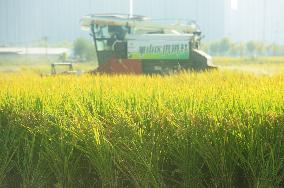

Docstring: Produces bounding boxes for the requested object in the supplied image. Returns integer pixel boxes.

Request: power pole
[129,0,133,18]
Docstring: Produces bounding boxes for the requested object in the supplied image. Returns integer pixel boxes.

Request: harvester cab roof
[81,14,200,35]
[80,14,216,74]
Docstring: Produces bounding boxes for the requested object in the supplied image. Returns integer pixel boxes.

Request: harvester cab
[80,14,216,74]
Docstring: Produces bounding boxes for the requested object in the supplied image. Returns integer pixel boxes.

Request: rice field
[0,61,284,187]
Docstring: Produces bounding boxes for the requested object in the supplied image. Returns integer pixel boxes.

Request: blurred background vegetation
[71,37,284,61]
[73,38,97,61]
[201,38,284,57]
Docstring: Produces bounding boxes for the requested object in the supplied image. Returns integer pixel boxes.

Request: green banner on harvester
[128,40,189,60]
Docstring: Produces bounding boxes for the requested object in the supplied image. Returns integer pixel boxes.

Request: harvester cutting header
[80,13,215,74]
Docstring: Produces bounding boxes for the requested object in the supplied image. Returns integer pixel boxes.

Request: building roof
[0,47,70,55]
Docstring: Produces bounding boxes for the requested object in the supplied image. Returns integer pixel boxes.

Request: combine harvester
[80,12,216,74]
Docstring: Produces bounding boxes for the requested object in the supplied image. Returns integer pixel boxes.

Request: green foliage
[219,38,232,55]
[205,38,284,57]
[208,41,221,55]
[208,38,233,56]
[246,41,265,56]
[73,38,96,61]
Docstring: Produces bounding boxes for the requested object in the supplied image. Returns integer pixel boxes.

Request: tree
[246,41,257,57]
[268,44,282,56]
[73,38,96,61]
[209,41,221,56]
[255,41,265,56]
[219,38,232,55]
[208,38,232,56]
[229,43,239,56]
[237,42,245,57]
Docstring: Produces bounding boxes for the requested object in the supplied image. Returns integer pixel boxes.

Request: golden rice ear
[0,61,283,187]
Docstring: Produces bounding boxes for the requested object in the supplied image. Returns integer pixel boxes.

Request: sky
[0,0,284,45]
[231,0,238,11]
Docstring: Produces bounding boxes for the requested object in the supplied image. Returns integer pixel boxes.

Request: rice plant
[0,70,284,187]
